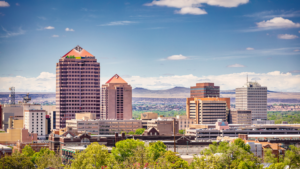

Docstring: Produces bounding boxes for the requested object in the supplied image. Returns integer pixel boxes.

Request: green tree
[112,139,145,162]
[148,141,167,161]
[263,148,277,164]
[128,131,135,135]
[179,129,185,135]
[0,151,35,169]
[233,138,251,152]
[31,147,55,163]
[162,151,189,168]
[21,144,35,157]
[284,145,300,169]
[67,142,110,169]
[190,155,223,169]
[35,152,63,169]
[134,128,145,135]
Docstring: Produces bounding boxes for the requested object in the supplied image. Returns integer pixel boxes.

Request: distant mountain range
[0,87,299,104]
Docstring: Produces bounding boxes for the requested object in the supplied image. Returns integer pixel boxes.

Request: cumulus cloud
[1,27,25,38]
[161,54,188,61]
[1,71,300,92]
[99,21,136,26]
[175,7,207,15]
[246,47,254,50]
[65,28,74,31]
[289,70,300,74]
[145,0,248,15]
[0,1,9,7]
[52,35,59,37]
[227,64,245,68]
[277,34,298,39]
[256,17,300,29]
[44,26,55,29]
[102,71,300,92]
[0,72,55,92]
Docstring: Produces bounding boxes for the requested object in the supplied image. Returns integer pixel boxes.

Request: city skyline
[0,0,300,92]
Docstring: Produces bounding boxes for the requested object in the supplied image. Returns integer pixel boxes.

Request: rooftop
[62,45,93,58]
[106,74,127,84]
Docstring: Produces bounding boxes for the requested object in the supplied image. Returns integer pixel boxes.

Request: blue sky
[0,0,300,92]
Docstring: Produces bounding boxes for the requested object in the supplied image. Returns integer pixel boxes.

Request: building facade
[56,45,101,128]
[66,119,142,135]
[190,83,220,98]
[143,119,179,135]
[157,115,196,130]
[24,110,46,139]
[229,110,252,125]
[186,98,230,124]
[101,74,132,120]
[236,81,267,121]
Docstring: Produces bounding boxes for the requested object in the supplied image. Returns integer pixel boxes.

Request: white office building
[236,81,267,121]
[24,109,46,139]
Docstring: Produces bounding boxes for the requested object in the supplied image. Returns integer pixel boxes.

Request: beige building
[141,112,158,120]
[75,112,96,120]
[1,103,41,131]
[158,115,195,130]
[236,81,267,121]
[0,118,37,144]
[229,110,252,125]
[144,119,179,135]
[66,113,141,135]
[187,98,230,124]
[101,74,132,120]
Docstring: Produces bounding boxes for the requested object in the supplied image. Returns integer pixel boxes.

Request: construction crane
[9,87,15,105]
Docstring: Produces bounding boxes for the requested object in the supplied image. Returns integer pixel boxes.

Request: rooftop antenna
[9,87,15,105]
[23,93,31,103]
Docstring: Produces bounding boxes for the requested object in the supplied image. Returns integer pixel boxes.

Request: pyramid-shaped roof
[62,45,93,58]
[106,74,127,84]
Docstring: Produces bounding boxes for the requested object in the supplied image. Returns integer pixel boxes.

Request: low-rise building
[0,145,12,156]
[0,118,37,144]
[229,110,252,125]
[13,141,49,153]
[252,119,275,125]
[144,119,179,135]
[158,115,196,130]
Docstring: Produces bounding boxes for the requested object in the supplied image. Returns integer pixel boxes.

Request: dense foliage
[179,129,185,134]
[3,139,300,168]
[267,111,300,124]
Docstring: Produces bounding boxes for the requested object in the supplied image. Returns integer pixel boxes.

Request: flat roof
[248,135,300,138]
[0,145,12,150]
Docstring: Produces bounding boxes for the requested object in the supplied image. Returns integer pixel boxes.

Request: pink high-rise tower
[56,45,100,128]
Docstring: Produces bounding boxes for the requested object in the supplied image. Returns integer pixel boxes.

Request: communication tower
[23,93,31,103]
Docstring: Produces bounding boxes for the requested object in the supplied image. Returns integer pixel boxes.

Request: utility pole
[277,143,280,163]
[173,119,176,152]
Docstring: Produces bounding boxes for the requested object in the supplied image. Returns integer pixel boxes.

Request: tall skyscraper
[190,83,220,98]
[186,97,230,124]
[235,81,267,121]
[101,74,132,120]
[56,45,100,128]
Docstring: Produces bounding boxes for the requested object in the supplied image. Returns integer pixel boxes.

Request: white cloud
[299,30,300,33]
[44,26,55,29]
[227,64,245,67]
[103,71,300,92]
[0,1,9,7]
[52,35,59,37]
[99,21,136,26]
[246,47,254,50]
[65,28,74,31]
[161,54,188,60]
[294,49,300,52]
[1,27,25,38]
[277,34,298,39]
[1,71,300,92]
[145,0,248,15]
[175,7,207,15]
[256,17,300,28]
[0,72,56,92]
[15,3,19,6]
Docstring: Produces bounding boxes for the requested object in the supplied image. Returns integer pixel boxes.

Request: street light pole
[186,141,189,155]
